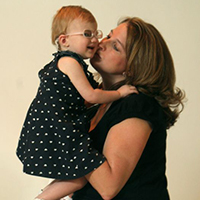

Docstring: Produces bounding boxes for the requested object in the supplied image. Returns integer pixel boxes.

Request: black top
[73,93,170,200]
[16,51,105,180]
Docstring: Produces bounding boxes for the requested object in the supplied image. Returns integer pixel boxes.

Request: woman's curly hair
[116,17,185,129]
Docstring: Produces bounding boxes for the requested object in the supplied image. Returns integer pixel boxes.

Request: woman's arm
[58,57,136,104]
[85,118,152,200]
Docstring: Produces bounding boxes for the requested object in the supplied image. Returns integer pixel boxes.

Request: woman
[72,17,185,200]
[36,17,184,200]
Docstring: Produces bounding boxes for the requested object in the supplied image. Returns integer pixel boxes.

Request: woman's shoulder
[109,93,166,128]
[113,93,158,111]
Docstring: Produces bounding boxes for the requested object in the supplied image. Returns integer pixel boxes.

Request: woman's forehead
[112,23,127,47]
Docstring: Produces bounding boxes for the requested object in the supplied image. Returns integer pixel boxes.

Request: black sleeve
[108,93,165,130]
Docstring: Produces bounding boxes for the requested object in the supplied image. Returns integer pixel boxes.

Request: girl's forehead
[68,19,97,31]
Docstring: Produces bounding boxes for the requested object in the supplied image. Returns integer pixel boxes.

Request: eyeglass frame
[65,29,103,39]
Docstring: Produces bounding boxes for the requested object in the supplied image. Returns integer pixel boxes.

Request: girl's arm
[35,177,87,200]
[85,118,152,200]
[58,57,136,104]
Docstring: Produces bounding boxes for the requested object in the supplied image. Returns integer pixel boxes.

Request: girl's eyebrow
[111,30,125,50]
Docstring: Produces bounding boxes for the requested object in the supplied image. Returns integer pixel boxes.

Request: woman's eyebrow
[111,30,125,50]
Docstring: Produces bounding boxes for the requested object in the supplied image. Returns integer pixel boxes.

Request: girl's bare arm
[58,57,136,104]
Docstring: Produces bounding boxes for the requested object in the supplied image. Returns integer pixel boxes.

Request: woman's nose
[98,38,107,51]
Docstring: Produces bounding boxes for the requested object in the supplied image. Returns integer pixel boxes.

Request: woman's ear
[58,34,69,49]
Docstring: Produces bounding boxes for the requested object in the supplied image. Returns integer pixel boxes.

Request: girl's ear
[58,34,69,49]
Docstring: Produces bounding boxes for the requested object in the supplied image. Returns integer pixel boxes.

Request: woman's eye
[113,43,119,51]
[106,34,119,51]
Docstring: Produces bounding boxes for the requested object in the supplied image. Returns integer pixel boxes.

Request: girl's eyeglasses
[66,30,103,39]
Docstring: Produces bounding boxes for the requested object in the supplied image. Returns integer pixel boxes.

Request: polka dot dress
[16,51,105,179]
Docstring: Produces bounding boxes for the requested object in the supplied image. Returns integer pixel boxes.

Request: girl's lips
[87,46,95,50]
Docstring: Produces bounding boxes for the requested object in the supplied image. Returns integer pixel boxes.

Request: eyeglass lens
[84,30,93,38]
[83,30,103,39]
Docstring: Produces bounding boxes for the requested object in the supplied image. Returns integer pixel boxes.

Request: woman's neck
[101,74,125,90]
[90,74,125,132]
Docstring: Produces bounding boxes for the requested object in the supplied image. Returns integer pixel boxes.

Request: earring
[122,72,126,77]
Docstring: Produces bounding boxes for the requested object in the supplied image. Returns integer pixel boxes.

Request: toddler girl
[16,6,135,200]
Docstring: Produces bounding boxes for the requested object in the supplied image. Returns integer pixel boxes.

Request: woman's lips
[94,51,101,59]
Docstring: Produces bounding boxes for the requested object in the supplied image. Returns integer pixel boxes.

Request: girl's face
[90,23,127,77]
[63,19,99,59]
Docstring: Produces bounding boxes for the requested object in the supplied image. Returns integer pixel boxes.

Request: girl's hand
[117,85,138,98]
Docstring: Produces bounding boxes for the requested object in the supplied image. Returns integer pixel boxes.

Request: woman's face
[90,23,127,76]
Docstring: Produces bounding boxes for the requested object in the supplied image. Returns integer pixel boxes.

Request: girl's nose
[91,36,98,43]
